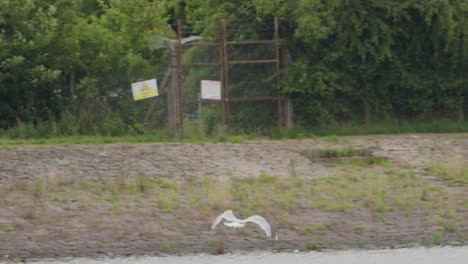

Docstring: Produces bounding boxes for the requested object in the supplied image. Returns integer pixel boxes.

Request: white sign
[201,80,221,100]
[131,79,159,101]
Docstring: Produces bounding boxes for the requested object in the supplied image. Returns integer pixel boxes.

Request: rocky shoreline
[0,134,467,261]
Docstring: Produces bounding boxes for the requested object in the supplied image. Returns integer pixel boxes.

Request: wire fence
[141,48,171,130]
[179,19,285,135]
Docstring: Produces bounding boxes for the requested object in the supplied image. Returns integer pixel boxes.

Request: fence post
[277,17,293,129]
[176,20,184,137]
[280,47,293,128]
[167,20,183,138]
[275,17,284,128]
[220,20,230,131]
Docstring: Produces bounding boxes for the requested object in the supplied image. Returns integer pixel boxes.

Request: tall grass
[428,158,468,185]
[2,118,468,147]
[307,120,468,136]
[3,163,463,238]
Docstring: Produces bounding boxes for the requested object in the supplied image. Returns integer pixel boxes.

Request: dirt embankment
[0,134,467,261]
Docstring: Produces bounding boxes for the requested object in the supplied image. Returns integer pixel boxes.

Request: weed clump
[212,238,225,255]
[302,224,327,234]
[2,225,16,232]
[428,157,468,185]
[432,231,443,245]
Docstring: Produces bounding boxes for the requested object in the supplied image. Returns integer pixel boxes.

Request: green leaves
[0,0,466,132]
[0,0,174,131]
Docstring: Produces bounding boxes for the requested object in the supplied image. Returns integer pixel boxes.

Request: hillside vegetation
[1,0,467,138]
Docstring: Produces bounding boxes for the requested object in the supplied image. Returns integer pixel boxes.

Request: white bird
[223,221,244,228]
[211,210,272,239]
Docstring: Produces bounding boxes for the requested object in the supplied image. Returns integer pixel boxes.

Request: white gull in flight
[211,210,273,239]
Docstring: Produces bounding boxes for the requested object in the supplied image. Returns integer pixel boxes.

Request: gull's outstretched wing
[150,35,202,50]
[244,215,272,239]
[181,36,202,44]
[211,210,240,230]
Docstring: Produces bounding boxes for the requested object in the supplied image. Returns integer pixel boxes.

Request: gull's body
[211,210,272,239]
[223,221,244,228]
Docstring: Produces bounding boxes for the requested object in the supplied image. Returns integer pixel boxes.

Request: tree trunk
[363,100,371,124]
[458,97,464,122]
[69,71,76,99]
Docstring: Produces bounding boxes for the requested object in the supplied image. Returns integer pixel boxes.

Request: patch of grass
[427,158,468,185]
[0,133,255,147]
[79,180,102,195]
[230,174,303,217]
[274,245,286,252]
[31,174,69,198]
[161,241,183,254]
[442,222,457,233]
[302,224,327,234]
[310,168,420,213]
[33,178,47,198]
[123,175,154,193]
[45,172,68,192]
[5,165,461,245]
[321,135,338,142]
[369,157,391,167]
[420,187,430,201]
[22,204,38,220]
[0,198,14,206]
[223,135,251,143]
[154,177,177,190]
[303,241,319,251]
[77,194,93,209]
[258,173,277,184]
[2,120,468,147]
[2,225,16,232]
[432,231,443,245]
[337,160,366,169]
[0,134,174,147]
[353,225,366,231]
[338,157,391,169]
[238,228,251,237]
[212,238,225,255]
[52,194,69,204]
[135,196,144,207]
[207,178,232,210]
[135,175,152,192]
[308,121,468,136]
[158,190,179,213]
[420,185,445,203]
[109,183,120,201]
[321,148,356,158]
[109,201,121,215]
[447,209,457,220]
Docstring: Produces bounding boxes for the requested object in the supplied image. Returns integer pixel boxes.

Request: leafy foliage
[0,0,467,137]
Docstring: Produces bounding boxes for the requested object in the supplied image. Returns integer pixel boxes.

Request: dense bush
[0,0,466,138]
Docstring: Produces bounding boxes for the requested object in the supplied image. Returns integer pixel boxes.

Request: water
[22,246,468,264]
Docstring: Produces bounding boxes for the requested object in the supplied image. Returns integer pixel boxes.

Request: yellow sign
[131,79,159,101]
